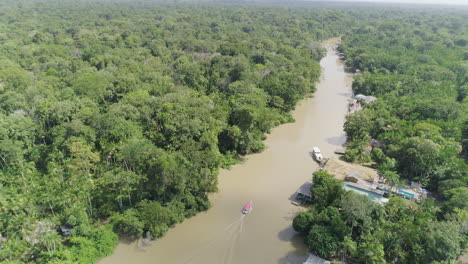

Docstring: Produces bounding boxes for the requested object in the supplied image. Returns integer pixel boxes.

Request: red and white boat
[242,201,253,214]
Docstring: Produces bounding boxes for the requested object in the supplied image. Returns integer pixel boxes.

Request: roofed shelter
[303,254,330,264]
[296,181,313,202]
[345,171,362,183]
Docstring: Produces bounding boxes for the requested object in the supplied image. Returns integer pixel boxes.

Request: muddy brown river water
[99,38,353,264]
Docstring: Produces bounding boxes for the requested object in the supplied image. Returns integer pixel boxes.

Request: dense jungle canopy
[0,0,466,263]
[294,4,468,264]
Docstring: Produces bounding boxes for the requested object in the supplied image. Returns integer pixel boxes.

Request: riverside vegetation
[0,1,350,263]
[293,6,468,264]
[0,1,466,263]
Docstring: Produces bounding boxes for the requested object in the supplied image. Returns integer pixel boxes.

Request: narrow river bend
[100,38,353,264]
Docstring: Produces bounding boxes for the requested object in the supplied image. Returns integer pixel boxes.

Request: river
[99,38,353,264]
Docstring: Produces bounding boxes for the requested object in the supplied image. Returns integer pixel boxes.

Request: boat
[242,201,252,214]
[312,147,323,162]
[291,200,301,206]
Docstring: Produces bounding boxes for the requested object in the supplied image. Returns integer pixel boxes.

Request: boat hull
[242,201,252,214]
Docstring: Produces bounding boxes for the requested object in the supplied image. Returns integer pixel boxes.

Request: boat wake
[181,214,248,264]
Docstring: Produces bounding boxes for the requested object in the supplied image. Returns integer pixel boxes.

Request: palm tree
[40,229,62,255]
[380,170,401,192]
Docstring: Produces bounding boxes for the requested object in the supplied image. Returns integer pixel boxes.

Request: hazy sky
[343,0,468,5]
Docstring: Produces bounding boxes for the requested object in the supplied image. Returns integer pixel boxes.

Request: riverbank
[99,37,353,264]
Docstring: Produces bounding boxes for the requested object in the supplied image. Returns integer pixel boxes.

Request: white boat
[312,147,323,162]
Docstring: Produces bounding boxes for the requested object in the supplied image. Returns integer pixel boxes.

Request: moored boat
[312,147,323,162]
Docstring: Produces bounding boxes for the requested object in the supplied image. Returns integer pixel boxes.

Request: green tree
[292,211,314,234]
[111,209,144,239]
[312,170,344,210]
[441,187,468,215]
[306,225,340,259]
[357,236,386,264]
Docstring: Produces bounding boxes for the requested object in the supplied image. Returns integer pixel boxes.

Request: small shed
[364,95,377,104]
[0,234,6,249]
[411,181,422,189]
[345,171,361,183]
[354,94,367,100]
[296,181,313,202]
[371,139,383,149]
[303,254,330,264]
[59,225,73,236]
